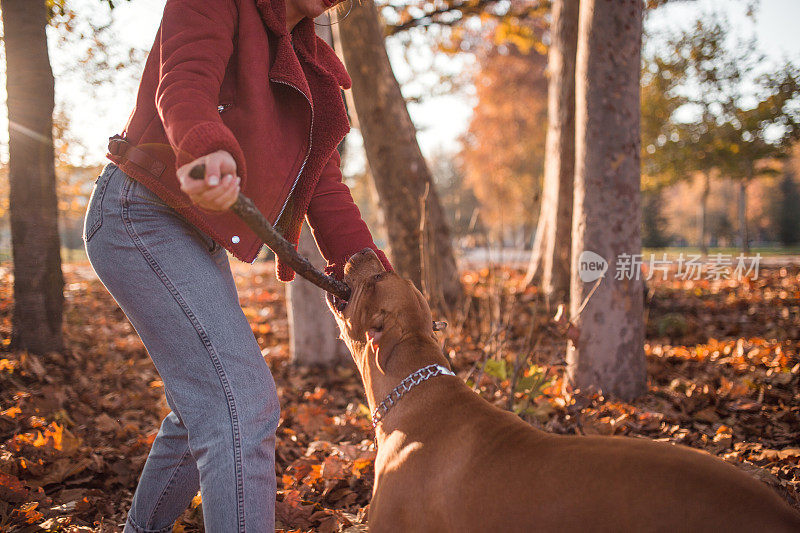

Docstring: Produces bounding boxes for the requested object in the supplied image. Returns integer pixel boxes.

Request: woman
[83,0,391,530]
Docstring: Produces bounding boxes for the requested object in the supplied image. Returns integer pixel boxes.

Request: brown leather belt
[107,135,167,178]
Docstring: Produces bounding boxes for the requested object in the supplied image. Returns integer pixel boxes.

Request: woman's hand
[177,150,241,212]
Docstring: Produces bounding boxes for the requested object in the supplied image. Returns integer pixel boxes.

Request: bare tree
[567,0,646,400]
[335,0,462,316]
[286,222,349,365]
[525,0,580,305]
[285,14,351,366]
[2,0,64,354]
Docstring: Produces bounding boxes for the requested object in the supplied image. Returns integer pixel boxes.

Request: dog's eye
[373,273,386,282]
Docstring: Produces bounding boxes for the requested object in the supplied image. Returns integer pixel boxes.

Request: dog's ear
[409,281,434,332]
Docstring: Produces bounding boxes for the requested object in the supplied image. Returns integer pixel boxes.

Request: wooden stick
[188,164,351,301]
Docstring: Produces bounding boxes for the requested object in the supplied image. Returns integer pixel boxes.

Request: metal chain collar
[371,364,455,430]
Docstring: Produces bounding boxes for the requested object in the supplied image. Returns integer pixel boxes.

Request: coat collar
[253,0,353,281]
[255,0,351,103]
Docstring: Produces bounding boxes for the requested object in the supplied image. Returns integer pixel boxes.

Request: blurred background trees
[775,162,800,246]
[523,0,578,305]
[1,0,799,393]
[2,0,63,355]
[567,0,646,400]
[641,13,800,253]
[459,43,547,250]
[0,0,135,356]
[338,0,464,316]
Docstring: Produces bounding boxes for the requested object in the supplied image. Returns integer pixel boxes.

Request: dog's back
[370,378,800,533]
[330,250,800,532]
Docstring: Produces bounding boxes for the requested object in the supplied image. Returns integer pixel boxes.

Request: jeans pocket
[125,177,221,255]
[83,164,116,244]
[194,226,221,254]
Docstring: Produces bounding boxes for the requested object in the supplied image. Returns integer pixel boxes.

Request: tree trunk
[567,0,645,401]
[286,222,349,366]
[285,15,350,366]
[524,0,579,306]
[335,1,462,317]
[2,0,64,355]
[738,178,750,254]
[700,172,710,255]
[776,170,800,246]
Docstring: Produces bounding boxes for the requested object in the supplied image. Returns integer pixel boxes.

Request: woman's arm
[305,149,393,281]
[156,0,246,179]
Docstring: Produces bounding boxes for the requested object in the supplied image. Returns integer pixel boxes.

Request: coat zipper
[270,78,314,232]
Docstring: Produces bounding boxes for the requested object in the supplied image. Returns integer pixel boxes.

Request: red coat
[106,0,391,281]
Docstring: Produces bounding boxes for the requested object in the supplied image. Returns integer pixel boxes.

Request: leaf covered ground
[0,260,798,532]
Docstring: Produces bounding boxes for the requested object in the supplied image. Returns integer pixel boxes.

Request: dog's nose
[346,248,379,269]
[354,248,375,260]
[344,248,385,287]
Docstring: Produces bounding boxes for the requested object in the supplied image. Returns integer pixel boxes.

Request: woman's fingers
[203,158,222,186]
[198,173,234,202]
[195,174,240,211]
[216,178,241,209]
[177,150,237,197]
[202,151,236,187]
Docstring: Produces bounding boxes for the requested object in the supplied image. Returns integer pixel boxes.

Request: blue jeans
[83,163,279,532]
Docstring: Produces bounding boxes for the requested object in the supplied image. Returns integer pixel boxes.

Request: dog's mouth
[328,248,386,318]
[327,291,348,314]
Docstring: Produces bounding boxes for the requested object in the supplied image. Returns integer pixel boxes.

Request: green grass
[642,246,800,257]
[63,247,89,263]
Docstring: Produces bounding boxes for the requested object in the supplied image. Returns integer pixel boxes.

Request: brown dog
[327,248,800,533]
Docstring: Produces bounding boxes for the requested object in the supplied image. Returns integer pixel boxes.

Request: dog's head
[327,248,438,376]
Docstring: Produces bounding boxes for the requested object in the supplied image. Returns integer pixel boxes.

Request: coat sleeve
[305,149,393,281]
[155,0,247,178]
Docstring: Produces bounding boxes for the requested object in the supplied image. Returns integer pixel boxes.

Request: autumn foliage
[459,45,548,241]
[0,260,799,531]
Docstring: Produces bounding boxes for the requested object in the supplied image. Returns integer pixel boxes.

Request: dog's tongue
[322,0,343,7]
